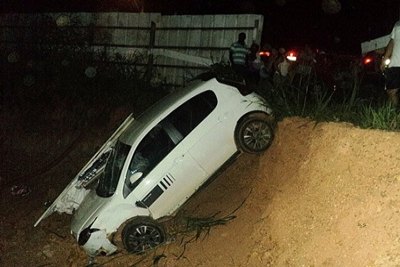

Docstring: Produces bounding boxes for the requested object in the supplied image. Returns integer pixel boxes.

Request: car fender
[243,93,272,114]
[92,203,152,235]
[79,204,153,257]
[81,229,118,256]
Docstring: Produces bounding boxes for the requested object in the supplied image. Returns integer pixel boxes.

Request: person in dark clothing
[247,42,262,86]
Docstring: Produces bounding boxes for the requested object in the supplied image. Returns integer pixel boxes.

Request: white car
[34,77,275,256]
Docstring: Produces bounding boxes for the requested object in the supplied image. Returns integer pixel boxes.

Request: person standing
[247,42,262,85]
[381,20,400,107]
[229,32,249,78]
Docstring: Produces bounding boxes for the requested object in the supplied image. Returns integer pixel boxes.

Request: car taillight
[259,51,270,57]
[363,57,373,65]
[286,51,297,62]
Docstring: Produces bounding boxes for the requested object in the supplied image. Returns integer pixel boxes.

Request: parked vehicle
[34,77,275,256]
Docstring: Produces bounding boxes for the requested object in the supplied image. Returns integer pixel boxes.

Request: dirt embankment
[2,117,400,266]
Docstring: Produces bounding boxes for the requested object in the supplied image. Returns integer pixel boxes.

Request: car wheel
[122,217,165,254]
[235,113,274,154]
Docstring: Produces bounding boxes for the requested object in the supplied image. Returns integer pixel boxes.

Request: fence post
[145,21,156,82]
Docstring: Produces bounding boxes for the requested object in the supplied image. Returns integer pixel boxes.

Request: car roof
[119,78,234,146]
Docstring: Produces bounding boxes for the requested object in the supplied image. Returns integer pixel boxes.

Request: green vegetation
[255,66,399,132]
[359,104,400,130]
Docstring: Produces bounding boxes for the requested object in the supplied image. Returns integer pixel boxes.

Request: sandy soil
[2,116,400,267]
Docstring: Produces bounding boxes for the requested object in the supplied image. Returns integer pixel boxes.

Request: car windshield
[96,141,131,197]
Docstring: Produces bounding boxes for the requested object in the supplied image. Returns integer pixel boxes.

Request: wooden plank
[117,13,129,27]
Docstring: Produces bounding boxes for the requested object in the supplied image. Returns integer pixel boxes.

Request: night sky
[1,0,399,54]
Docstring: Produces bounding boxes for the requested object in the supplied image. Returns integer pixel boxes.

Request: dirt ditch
[2,117,400,266]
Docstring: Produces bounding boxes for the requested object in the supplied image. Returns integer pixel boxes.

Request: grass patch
[359,104,400,131]
[249,64,397,132]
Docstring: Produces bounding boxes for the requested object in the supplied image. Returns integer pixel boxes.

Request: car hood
[34,114,134,227]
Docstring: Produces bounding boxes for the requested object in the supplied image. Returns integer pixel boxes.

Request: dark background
[1,0,400,54]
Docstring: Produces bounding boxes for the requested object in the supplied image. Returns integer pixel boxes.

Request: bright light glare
[286,52,297,62]
[259,51,271,57]
[363,57,372,64]
[385,58,391,66]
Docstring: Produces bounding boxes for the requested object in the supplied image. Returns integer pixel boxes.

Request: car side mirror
[129,172,143,184]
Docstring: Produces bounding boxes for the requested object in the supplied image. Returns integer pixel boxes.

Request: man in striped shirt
[229,32,249,78]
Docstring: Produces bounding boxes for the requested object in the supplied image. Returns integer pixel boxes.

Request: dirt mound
[2,117,400,266]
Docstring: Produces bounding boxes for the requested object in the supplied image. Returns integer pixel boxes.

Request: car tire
[235,112,274,154]
[122,217,165,254]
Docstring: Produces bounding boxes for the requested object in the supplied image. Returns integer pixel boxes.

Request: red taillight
[259,51,271,57]
[363,57,373,65]
[287,51,297,62]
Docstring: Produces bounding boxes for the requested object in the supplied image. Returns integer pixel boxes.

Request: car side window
[167,90,217,137]
[123,125,175,197]
[123,90,217,197]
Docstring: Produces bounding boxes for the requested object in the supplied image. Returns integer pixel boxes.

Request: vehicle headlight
[78,227,100,246]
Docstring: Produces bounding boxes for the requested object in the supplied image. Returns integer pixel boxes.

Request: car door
[151,90,223,216]
[124,91,218,218]
[139,148,207,219]
[123,120,206,219]
[188,89,238,175]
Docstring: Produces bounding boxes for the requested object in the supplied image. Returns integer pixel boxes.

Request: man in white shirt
[381,20,400,106]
